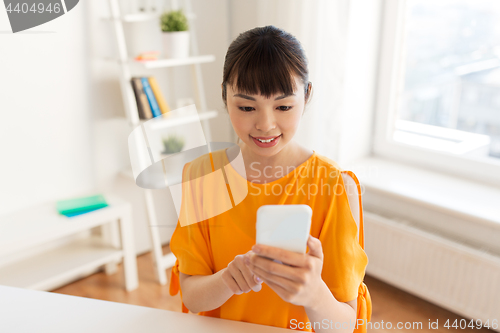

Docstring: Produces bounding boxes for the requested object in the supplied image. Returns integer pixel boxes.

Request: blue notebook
[141,77,161,117]
[63,207,106,217]
[56,194,108,217]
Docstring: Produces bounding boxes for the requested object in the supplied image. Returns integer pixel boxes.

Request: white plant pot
[162,31,190,59]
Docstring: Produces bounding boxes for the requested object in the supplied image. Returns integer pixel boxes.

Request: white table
[0,285,290,332]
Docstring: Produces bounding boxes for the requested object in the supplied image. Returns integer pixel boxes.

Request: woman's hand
[244,235,325,309]
[221,250,263,295]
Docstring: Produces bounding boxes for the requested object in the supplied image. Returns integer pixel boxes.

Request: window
[374,0,500,186]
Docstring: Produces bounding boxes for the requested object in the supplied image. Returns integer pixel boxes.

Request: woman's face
[226,75,306,159]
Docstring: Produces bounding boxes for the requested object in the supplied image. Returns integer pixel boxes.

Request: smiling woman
[168,25,371,333]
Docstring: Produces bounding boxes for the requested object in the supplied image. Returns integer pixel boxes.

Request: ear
[305,82,312,101]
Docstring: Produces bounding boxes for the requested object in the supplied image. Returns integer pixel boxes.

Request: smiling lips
[252,134,282,142]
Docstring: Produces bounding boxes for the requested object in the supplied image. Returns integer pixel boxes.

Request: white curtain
[255,0,352,161]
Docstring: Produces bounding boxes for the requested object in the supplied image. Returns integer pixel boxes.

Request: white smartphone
[256,204,313,264]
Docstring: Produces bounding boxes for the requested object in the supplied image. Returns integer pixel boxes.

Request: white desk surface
[0,285,290,333]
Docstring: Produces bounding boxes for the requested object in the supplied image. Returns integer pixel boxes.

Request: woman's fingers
[252,276,262,291]
[247,252,307,284]
[230,254,264,293]
[250,263,297,293]
[221,268,242,294]
[238,255,263,292]
[228,260,251,293]
[223,252,264,296]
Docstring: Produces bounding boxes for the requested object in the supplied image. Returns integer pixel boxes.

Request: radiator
[364,211,500,332]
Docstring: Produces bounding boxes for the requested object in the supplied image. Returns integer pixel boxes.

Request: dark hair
[222,25,312,109]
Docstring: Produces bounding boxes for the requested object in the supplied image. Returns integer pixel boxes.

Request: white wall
[0,1,95,216]
[0,0,233,255]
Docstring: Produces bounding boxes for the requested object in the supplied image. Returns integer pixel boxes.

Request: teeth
[257,136,278,143]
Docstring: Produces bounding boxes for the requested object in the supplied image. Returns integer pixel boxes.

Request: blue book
[56,194,108,216]
[63,206,107,217]
[141,77,161,118]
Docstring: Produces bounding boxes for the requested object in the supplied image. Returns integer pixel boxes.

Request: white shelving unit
[0,195,138,292]
[107,0,218,284]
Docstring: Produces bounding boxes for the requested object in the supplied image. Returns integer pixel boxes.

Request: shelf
[102,12,196,23]
[0,195,130,258]
[106,13,159,22]
[103,55,215,69]
[139,109,218,130]
[0,237,123,290]
[121,110,219,182]
[136,55,215,69]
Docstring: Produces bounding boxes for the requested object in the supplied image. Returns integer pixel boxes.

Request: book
[63,207,107,217]
[141,77,162,118]
[131,78,152,120]
[131,78,145,120]
[56,194,108,217]
[134,51,160,61]
[148,76,171,114]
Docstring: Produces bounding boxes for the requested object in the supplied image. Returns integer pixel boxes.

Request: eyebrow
[233,93,295,101]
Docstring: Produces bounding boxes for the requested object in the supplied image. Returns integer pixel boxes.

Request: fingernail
[244,256,250,265]
[252,245,260,253]
[255,276,262,283]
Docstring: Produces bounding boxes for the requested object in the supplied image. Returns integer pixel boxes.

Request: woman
[169,25,371,333]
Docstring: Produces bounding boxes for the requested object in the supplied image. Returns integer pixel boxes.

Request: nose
[255,108,277,134]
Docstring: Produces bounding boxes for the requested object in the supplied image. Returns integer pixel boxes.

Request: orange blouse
[169,148,369,332]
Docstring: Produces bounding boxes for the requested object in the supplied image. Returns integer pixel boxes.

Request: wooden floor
[53,245,494,333]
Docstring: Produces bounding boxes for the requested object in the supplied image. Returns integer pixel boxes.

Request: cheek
[279,111,302,132]
[228,111,249,133]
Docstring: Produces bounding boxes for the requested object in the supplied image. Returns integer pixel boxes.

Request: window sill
[393,120,491,156]
[344,156,500,254]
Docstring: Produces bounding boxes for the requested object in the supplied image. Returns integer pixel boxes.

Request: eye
[278,106,293,111]
[238,106,254,112]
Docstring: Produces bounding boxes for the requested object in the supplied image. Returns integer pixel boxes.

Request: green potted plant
[160,9,189,59]
[162,134,185,155]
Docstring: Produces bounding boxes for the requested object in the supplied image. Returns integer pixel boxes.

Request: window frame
[374,0,500,187]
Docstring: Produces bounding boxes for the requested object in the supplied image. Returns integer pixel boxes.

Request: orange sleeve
[318,170,368,303]
[169,162,215,312]
[169,218,215,312]
[170,219,215,276]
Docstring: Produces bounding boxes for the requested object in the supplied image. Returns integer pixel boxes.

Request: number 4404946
[444,319,498,330]
[6,2,62,14]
